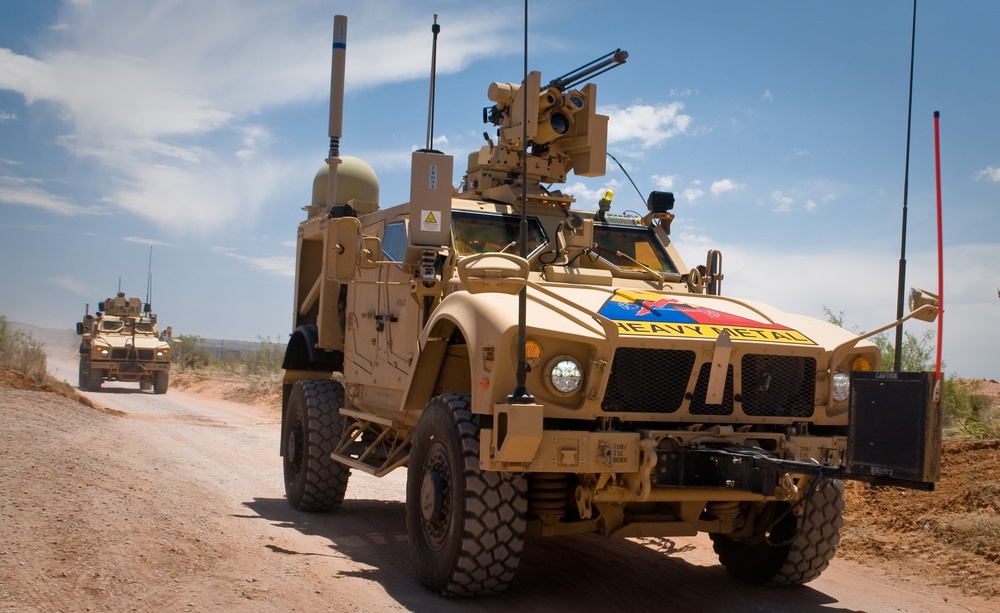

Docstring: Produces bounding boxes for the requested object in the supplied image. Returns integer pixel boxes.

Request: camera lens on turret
[550,112,570,135]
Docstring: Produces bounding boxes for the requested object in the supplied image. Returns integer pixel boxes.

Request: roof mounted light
[646,191,675,214]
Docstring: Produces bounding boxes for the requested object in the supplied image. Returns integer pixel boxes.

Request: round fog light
[547,358,582,395]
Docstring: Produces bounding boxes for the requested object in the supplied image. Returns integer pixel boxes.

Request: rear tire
[282,379,351,512]
[406,394,527,596]
[712,478,844,586]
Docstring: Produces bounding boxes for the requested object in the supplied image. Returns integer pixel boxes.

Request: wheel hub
[420,469,445,522]
[419,446,451,549]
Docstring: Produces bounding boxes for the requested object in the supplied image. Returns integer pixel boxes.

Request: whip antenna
[145,246,153,310]
[893,0,918,369]
[510,0,533,402]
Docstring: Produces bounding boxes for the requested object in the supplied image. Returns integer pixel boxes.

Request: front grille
[690,363,734,415]
[740,355,815,417]
[602,348,694,414]
[109,348,154,361]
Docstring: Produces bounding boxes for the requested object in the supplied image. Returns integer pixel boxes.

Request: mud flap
[846,371,941,490]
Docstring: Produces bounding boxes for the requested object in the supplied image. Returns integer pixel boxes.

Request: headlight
[157,348,169,358]
[546,357,583,395]
[95,346,110,357]
[832,372,851,403]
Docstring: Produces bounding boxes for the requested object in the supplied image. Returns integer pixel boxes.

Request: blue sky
[1,1,997,379]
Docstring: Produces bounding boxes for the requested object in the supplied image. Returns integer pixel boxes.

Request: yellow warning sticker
[421,210,441,232]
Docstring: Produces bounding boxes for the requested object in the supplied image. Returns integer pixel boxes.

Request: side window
[383,221,407,262]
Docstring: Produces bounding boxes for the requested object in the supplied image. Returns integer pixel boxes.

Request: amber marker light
[851,357,872,372]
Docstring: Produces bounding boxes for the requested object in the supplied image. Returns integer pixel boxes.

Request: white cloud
[47,275,94,298]
[0,1,522,236]
[0,176,102,216]
[762,89,772,101]
[123,236,171,247]
[710,179,745,197]
[770,190,796,212]
[976,166,1000,182]
[682,187,705,203]
[653,174,677,190]
[0,111,15,121]
[218,251,295,277]
[604,102,691,148]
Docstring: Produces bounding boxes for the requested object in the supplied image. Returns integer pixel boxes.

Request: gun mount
[462,49,627,205]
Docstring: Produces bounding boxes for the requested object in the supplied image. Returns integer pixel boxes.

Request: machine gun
[466,49,627,204]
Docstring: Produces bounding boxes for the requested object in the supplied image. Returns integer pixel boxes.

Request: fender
[402,291,523,416]
[281,323,344,375]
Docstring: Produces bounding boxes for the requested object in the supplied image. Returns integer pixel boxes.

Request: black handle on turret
[547,48,628,91]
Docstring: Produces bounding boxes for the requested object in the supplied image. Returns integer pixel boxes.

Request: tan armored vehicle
[76,293,172,393]
[280,15,942,596]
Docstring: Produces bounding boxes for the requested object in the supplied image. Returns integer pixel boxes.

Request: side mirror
[908,288,939,322]
[75,322,84,335]
[325,217,363,283]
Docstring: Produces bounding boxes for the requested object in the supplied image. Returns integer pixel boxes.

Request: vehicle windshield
[591,225,678,274]
[100,320,124,332]
[452,211,546,257]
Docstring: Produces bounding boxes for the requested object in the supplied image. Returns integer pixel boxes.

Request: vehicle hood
[548,286,864,351]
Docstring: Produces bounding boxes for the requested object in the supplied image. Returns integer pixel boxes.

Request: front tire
[406,394,527,596]
[86,364,103,392]
[712,478,845,586]
[282,378,351,512]
[153,370,169,394]
[78,357,89,389]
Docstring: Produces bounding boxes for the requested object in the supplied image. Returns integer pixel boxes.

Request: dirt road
[0,336,994,611]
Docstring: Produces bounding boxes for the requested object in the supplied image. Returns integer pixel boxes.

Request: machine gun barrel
[547,48,628,91]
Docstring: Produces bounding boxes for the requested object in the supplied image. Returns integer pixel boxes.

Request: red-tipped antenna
[933,111,944,385]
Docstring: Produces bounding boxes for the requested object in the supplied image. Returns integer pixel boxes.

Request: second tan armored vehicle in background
[76,293,172,393]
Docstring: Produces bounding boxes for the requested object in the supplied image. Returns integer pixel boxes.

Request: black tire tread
[407,394,527,597]
[283,379,351,512]
[770,479,845,585]
[86,363,102,392]
[153,370,169,394]
[712,478,844,586]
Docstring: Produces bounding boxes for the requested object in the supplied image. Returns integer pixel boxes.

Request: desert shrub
[944,379,1000,439]
[0,315,48,382]
[173,334,210,370]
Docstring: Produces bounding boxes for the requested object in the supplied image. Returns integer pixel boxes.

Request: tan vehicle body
[76,293,172,393]
[280,15,940,597]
